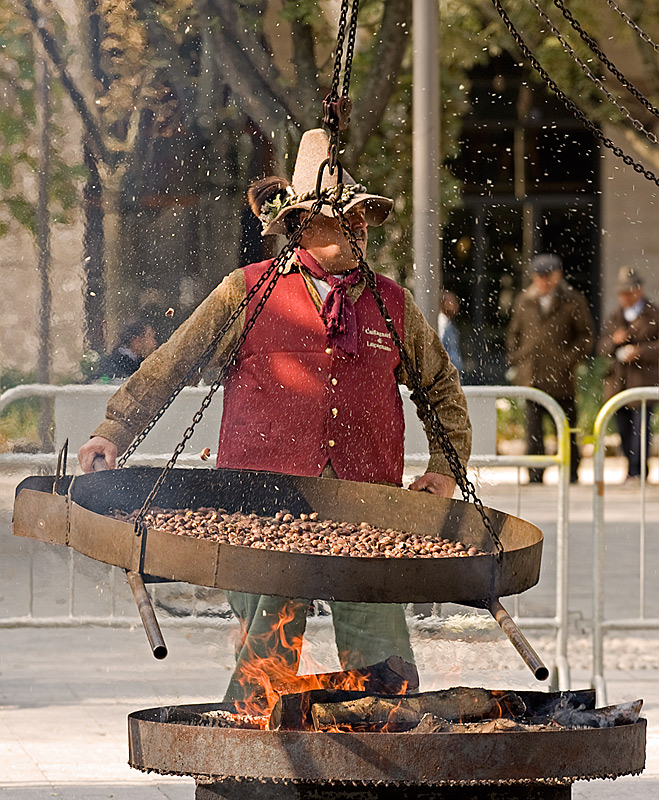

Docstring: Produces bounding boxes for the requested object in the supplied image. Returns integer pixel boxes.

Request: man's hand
[408,472,456,498]
[78,437,118,473]
[612,327,628,346]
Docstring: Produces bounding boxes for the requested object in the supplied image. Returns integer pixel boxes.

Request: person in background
[437,290,463,376]
[597,267,658,482]
[506,254,595,484]
[93,320,158,382]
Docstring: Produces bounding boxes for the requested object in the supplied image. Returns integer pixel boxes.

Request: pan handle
[91,454,168,659]
[486,598,548,681]
[92,455,109,472]
[126,570,168,660]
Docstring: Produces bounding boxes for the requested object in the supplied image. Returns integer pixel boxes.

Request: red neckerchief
[295,248,361,355]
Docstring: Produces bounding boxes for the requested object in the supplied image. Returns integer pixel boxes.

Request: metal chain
[341,0,361,97]
[330,0,351,99]
[552,0,659,120]
[528,0,658,145]
[118,267,275,466]
[330,203,505,561]
[492,0,659,189]
[325,0,360,173]
[131,199,327,535]
[604,0,659,54]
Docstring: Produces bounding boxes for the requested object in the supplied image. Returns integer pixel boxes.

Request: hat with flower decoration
[249,128,393,236]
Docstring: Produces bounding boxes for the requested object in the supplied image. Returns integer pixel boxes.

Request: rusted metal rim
[127,703,646,785]
[14,467,543,603]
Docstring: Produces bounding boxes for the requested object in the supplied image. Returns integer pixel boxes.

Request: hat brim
[262,193,393,236]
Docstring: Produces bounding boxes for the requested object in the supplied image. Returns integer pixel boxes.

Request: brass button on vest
[328,439,335,447]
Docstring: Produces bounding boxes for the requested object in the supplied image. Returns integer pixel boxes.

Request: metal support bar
[486,598,549,681]
[125,570,167,660]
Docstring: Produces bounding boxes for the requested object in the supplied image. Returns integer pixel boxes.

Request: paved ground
[1,462,658,798]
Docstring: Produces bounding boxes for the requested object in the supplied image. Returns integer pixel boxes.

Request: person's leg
[329,601,415,672]
[616,406,637,478]
[526,400,545,483]
[630,404,653,479]
[645,405,655,478]
[224,591,309,703]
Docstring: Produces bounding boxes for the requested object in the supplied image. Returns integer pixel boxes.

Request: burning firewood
[160,705,268,729]
[268,656,418,731]
[308,687,527,732]
[410,699,643,734]
[299,655,419,694]
[412,713,535,734]
[552,699,643,729]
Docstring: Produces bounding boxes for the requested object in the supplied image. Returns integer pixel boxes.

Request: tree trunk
[35,51,54,451]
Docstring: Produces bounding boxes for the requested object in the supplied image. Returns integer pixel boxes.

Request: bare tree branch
[20,0,115,166]
[348,0,412,162]
[132,0,200,138]
[197,0,307,134]
[289,10,323,127]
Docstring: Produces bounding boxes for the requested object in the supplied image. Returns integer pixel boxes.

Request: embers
[160,705,268,730]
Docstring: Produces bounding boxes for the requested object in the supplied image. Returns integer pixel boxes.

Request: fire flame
[230,600,407,720]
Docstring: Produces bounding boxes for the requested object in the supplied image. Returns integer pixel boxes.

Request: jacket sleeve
[396,289,472,478]
[567,291,595,366]
[596,312,621,359]
[636,305,659,365]
[91,269,247,455]
[505,296,523,366]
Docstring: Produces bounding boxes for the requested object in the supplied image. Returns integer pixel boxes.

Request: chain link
[528,0,658,145]
[341,0,360,97]
[552,0,659,120]
[492,0,659,189]
[330,0,351,100]
[330,203,505,561]
[605,0,659,55]
[324,0,360,173]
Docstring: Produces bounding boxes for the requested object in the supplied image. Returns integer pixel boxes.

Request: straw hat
[252,129,393,236]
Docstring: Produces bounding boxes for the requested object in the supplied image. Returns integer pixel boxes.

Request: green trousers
[224,591,415,702]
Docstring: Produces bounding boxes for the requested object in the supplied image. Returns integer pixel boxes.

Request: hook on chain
[315,157,344,202]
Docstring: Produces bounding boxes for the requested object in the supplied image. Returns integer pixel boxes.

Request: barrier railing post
[591,387,659,705]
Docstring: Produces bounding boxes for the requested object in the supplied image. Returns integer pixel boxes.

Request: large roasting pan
[13,466,542,605]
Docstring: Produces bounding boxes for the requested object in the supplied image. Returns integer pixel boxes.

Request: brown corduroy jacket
[597,298,659,401]
[506,280,595,400]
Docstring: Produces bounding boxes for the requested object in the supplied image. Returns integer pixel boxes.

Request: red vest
[217,258,406,484]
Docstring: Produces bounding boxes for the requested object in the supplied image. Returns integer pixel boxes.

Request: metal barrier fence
[591,386,659,705]
[1,383,571,686]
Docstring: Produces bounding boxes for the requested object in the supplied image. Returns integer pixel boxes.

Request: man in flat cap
[597,267,658,482]
[506,254,594,484]
[78,129,471,701]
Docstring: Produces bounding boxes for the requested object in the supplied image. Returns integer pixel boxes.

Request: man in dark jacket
[597,267,658,481]
[506,254,595,483]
